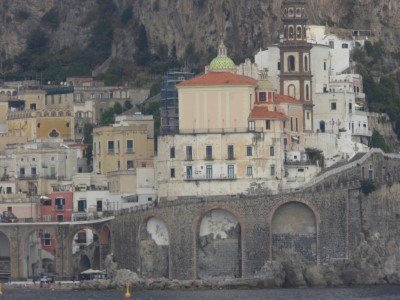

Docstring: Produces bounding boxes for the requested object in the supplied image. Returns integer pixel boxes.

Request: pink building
[40,192,73,222]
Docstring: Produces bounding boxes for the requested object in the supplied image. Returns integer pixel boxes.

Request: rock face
[1,0,400,69]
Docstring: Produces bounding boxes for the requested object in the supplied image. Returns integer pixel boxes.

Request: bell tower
[279,0,313,131]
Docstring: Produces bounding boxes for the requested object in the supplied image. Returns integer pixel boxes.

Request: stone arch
[139,214,170,279]
[21,227,57,278]
[0,231,11,278]
[269,200,320,263]
[194,206,243,279]
[66,226,100,277]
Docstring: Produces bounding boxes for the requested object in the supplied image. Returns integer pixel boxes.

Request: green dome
[209,56,236,71]
[208,41,236,72]
[257,80,274,90]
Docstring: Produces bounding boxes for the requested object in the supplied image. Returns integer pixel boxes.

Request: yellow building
[92,113,154,175]
[6,87,75,141]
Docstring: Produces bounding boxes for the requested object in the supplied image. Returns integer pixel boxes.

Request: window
[117,141,120,153]
[248,121,255,131]
[342,43,348,48]
[331,102,337,110]
[271,165,276,176]
[55,197,65,210]
[324,62,327,71]
[277,62,281,71]
[227,165,235,179]
[206,165,213,179]
[170,147,175,158]
[206,145,212,160]
[296,26,302,39]
[296,118,298,131]
[265,120,271,130]
[288,55,295,71]
[170,168,175,178]
[19,168,25,178]
[349,103,353,114]
[247,166,253,176]
[108,141,115,153]
[117,160,120,170]
[127,140,134,152]
[50,167,56,178]
[186,146,192,160]
[6,187,12,194]
[37,123,41,128]
[43,233,51,245]
[97,200,103,212]
[186,166,193,179]
[227,145,234,160]
[305,84,309,100]
[247,146,252,156]
[329,41,334,49]
[259,92,266,102]
[127,160,134,169]
[56,215,64,222]
[31,167,37,176]
[289,26,294,39]
[78,200,87,212]
[270,146,275,156]
[304,56,308,72]
[30,104,36,110]
[98,142,101,154]
[141,162,146,168]
[306,112,310,120]
[290,117,293,131]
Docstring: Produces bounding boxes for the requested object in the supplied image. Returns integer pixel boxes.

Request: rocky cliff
[1,0,400,70]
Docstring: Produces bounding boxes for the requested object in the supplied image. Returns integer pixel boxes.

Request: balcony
[55,205,64,211]
[184,174,237,181]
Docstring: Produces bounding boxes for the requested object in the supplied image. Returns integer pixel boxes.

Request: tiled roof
[274,94,304,105]
[248,106,288,120]
[177,72,258,87]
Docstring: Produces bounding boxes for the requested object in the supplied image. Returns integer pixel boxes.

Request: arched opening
[305,84,310,100]
[0,232,10,279]
[288,84,296,98]
[304,55,309,72]
[197,209,241,279]
[288,26,294,39]
[139,216,170,278]
[271,202,317,262]
[296,26,302,39]
[78,255,91,273]
[71,228,99,275]
[319,120,326,133]
[288,55,295,71]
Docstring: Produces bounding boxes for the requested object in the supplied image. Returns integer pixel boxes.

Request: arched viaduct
[1,150,400,280]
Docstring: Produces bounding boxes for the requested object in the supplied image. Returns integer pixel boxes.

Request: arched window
[296,26,302,39]
[289,26,294,39]
[304,55,309,72]
[288,84,296,98]
[288,55,295,71]
[305,84,310,100]
[51,111,56,117]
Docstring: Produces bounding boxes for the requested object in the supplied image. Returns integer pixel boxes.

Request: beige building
[156,43,315,200]
[92,113,155,176]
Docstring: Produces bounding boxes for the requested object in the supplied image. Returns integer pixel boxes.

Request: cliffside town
[0,0,400,286]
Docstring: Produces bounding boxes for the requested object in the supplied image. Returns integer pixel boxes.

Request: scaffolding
[160,69,194,135]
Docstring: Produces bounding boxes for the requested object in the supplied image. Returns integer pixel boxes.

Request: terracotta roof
[177,72,258,87]
[248,106,288,120]
[274,94,304,105]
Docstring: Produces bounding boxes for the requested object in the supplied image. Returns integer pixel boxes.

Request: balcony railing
[184,174,237,181]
